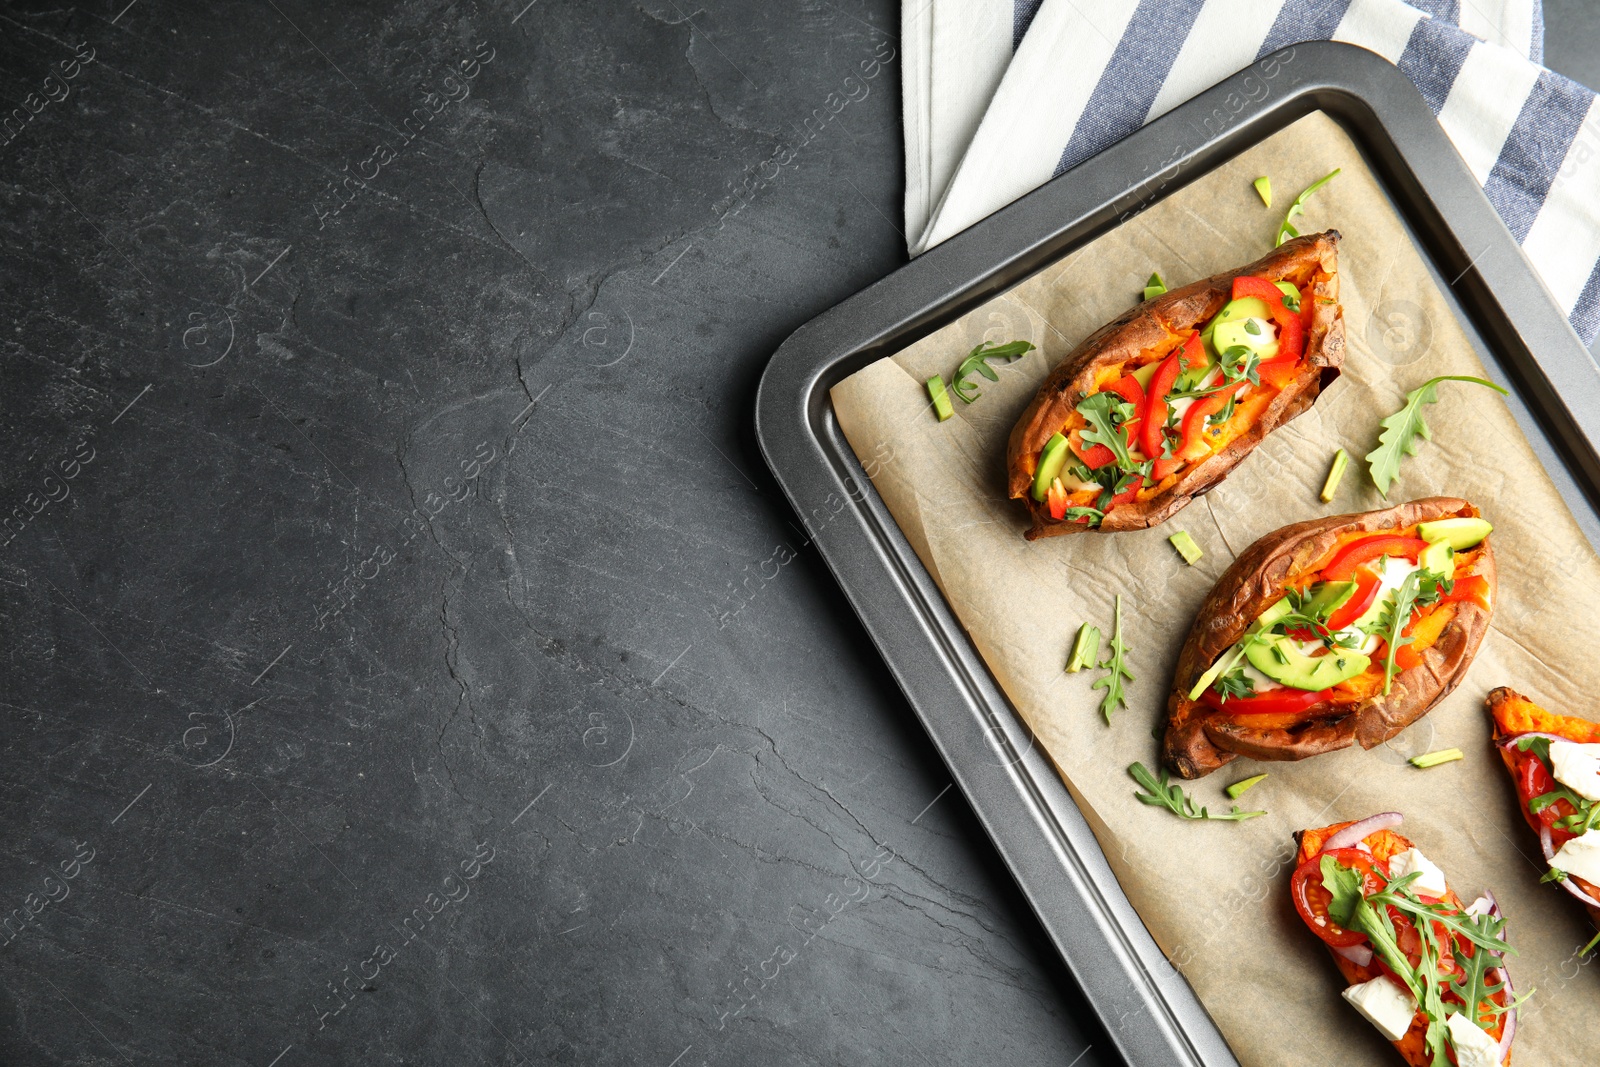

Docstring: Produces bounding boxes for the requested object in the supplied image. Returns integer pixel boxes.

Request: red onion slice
[1322,812,1403,853]
[1539,824,1600,907]
[1330,942,1373,967]
[1478,891,1517,1062]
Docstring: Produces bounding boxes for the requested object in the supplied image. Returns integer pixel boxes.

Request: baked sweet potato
[1007,231,1344,540]
[1164,498,1495,779]
[1290,814,1518,1064]
[1487,687,1600,939]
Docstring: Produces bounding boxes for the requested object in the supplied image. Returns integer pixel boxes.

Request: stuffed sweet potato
[1007,231,1344,540]
[1290,813,1519,1065]
[1164,498,1495,779]
[1487,687,1600,948]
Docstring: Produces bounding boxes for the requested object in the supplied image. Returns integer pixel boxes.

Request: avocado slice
[1130,360,1161,391]
[1301,580,1358,621]
[1420,540,1455,581]
[1245,634,1371,691]
[1416,517,1492,550]
[1213,316,1280,360]
[1186,599,1296,699]
[1031,432,1070,502]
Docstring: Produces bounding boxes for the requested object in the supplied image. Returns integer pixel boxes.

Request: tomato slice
[1322,535,1430,581]
[1511,747,1578,847]
[1291,847,1380,947]
[1199,686,1334,715]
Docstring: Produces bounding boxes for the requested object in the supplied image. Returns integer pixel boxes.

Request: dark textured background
[2,3,1596,1066]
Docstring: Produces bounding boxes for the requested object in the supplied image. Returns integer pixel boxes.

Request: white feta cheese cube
[1548,740,1600,802]
[1446,1011,1503,1067]
[1341,976,1416,1042]
[1551,830,1600,887]
[1386,847,1448,897]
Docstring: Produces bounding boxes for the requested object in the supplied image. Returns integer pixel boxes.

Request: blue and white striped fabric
[904,0,1600,343]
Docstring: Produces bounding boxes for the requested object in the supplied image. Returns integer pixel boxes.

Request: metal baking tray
[753,41,1600,1067]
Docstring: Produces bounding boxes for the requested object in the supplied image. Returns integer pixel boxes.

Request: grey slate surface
[2,3,1595,1066]
[0,2,1104,1065]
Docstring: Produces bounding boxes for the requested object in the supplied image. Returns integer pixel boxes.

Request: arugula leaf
[1064,506,1104,527]
[1320,854,1365,927]
[1447,912,1511,1023]
[1364,376,1510,497]
[1514,735,1553,765]
[1275,168,1341,247]
[1092,594,1135,723]
[1372,569,1450,694]
[1213,667,1256,702]
[950,340,1036,403]
[1128,762,1265,821]
[1077,392,1139,471]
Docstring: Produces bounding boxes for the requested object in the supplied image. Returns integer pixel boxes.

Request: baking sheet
[830,111,1599,1065]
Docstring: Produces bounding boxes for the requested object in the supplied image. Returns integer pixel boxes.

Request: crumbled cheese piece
[1551,830,1600,887]
[1548,740,1600,802]
[1386,847,1448,897]
[1446,1011,1503,1067]
[1341,976,1416,1042]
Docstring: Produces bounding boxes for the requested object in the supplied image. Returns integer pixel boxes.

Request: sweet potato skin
[1487,687,1600,929]
[1163,498,1495,779]
[1006,231,1344,540]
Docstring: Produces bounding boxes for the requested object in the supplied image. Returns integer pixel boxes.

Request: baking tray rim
[753,40,1600,1067]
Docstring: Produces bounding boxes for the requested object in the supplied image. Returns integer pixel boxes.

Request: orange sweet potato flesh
[1487,686,1600,928]
[1006,231,1344,540]
[1293,821,1510,1066]
[1163,498,1495,779]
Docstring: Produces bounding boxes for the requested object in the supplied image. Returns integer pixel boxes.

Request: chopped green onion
[1226,774,1268,800]
[1143,272,1167,301]
[926,375,954,421]
[1066,623,1101,674]
[1253,176,1272,208]
[1409,748,1464,769]
[1320,448,1348,503]
[1169,530,1203,565]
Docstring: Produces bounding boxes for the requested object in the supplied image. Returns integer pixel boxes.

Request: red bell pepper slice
[1321,534,1429,581]
[1106,373,1145,407]
[1046,479,1068,520]
[1440,573,1491,611]
[1105,480,1140,512]
[1232,275,1305,363]
[1199,685,1334,714]
[1286,566,1382,642]
[1177,380,1246,460]
[1151,457,1183,481]
[1139,336,1195,462]
[1256,358,1301,390]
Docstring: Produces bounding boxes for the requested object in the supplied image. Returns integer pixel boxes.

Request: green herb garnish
[1064,506,1105,527]
[1365,375,1509,497]
[1091,594,1134,723]
[1409,748,1464,769]
[1076,391,1139,471]
[1374,569,1449,694]
[1130,762,1264,821]
[1276,167,1340,246]
[950,340,1036,403]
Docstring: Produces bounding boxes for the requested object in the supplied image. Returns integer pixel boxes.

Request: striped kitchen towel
[905,0,1600,343]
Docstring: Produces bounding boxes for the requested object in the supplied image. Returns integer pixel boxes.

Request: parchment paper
[831,112,1599,1065]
